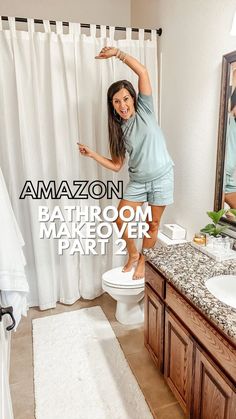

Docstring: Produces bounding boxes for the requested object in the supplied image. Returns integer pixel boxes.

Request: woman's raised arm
[95,47,152,96]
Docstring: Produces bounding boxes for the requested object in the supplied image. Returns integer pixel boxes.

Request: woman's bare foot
[133,254,145,280]
[122,253,140,272]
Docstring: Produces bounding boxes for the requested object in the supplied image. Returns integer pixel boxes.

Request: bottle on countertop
[193,233,206,246]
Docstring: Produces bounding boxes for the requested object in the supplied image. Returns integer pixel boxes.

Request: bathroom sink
[205,275,236,309]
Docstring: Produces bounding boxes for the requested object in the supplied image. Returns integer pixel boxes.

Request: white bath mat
[33,306,153,419]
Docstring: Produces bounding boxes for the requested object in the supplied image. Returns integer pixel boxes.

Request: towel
[0,317,14,419]
[0,168,29,329]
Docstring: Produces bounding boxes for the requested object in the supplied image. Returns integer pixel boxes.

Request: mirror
[215,50,236,229]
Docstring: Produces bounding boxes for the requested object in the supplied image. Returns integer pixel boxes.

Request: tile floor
[10,293,185,419]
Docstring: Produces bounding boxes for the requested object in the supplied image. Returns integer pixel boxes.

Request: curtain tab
[151,29,156,42]
[27,18,35,33]
[69,22,81,35]
[8,17,16,32]
[90,24,96,38]
[56,21,63,34]
[126,27,132,40]
[109,26,115,41]
[139,29,144,41]
[100,25,106,38]
[43,20,51,33]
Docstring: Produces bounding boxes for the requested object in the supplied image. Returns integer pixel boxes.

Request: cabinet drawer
[166,283,236,383]
[145,262,165,299]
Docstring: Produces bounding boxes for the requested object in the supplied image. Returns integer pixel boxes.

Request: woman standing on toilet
[78,47,174,279]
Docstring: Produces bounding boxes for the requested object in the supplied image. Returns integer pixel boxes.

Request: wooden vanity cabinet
[144,261,236,419]
[145,262,165,371]
[144,284,164,371]
[164,310,193,414]
[193,346,236,419]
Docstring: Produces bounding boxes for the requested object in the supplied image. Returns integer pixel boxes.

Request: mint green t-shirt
[121,93,174,182]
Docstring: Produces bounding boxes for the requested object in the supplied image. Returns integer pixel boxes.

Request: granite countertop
[143,243,236,342]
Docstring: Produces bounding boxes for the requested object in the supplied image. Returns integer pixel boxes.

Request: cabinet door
[144,285,164,371]
[164,310,193,414]
[193,347,236,419]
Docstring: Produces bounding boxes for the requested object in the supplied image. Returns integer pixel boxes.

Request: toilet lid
[102,266,144,288]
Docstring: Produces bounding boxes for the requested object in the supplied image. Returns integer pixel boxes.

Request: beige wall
[0,0,131,26]
[132,0,236,238]
[131,0,158,29]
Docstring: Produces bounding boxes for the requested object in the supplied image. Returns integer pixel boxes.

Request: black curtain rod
[1,16,162,36]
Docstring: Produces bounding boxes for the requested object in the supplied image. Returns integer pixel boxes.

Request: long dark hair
[107,80,137,161]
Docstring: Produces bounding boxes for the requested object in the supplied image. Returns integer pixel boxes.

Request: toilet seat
[103,280,144,289]
[102,267,144,289]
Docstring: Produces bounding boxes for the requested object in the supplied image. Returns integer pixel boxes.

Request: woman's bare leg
[224,192,236,209]
[133,205,166,279]
[142,205,166,248]
[116,199,144,273]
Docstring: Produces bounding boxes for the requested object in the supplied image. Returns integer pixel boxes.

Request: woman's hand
[95,46,117,59]
[77,143,94,158]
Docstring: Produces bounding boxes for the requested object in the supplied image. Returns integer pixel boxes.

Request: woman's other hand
[95,46,117,59]
[77,143,94,158]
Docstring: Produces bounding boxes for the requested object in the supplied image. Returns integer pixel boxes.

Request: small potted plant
[199,209,236,252]
[200,209,236,237]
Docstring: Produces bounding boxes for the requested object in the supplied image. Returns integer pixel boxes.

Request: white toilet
[102,266,145,325]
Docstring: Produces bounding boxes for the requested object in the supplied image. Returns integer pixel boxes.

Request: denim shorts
[123,168,174,206]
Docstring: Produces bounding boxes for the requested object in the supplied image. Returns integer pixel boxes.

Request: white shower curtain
[0,17,158,309]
